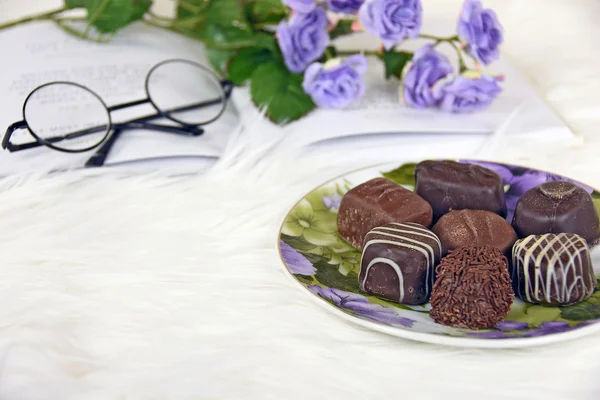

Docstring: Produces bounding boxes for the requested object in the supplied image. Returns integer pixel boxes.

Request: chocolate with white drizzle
[359,222,442,305]
[512,233,597,306]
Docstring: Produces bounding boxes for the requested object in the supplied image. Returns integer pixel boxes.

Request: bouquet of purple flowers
[0,0,505,124]
[268,0,504,122]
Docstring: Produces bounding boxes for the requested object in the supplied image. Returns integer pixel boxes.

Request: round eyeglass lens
[146,60,226,126]
[24,83,110,152]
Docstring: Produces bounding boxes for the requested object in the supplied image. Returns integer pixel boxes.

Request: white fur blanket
[1,0,600,399]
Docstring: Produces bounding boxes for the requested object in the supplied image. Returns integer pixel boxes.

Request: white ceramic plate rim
[277,160,600,349]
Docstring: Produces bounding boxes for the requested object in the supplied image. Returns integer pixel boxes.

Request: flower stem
[418,33,459,42]
[337,50,379,57]
[0,7,66,30]
[448,40,468,73]
[54,20,114,43]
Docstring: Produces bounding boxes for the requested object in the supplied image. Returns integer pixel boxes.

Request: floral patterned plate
[278,160,600,348]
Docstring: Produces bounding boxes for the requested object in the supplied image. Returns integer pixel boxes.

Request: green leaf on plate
[381,162,417,186]
[228,47,275,85]
[330,19,354,40]
[205,47,237,77]
[85,0,136,33]
[314,259,361,293]
[592,191,600,219]
[523,305,561,327]
[379,50,413,79]
[250,60,315,124]
[560,286,600,321]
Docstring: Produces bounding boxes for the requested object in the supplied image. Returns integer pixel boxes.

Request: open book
[0,2,574,175]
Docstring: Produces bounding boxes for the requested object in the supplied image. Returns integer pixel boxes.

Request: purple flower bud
[358,0,423,51]
[280,240,317,276]
[434,72,502,113]
[457,0,503,65]
[403,45,453,108]
[327,0,365,14]
[302,54,368,109]
[283,0,316,13]
[277,7,331,73]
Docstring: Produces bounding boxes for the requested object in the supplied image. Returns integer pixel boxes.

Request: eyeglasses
[2,59,234,167]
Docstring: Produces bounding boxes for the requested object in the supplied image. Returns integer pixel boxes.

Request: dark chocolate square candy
[415,160,507,222]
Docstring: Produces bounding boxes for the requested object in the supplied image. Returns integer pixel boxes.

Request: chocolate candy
[337,178,433,250]
[430,246,514,330]
[512,233,597,306]
[432,210,518,257]
[512,181,600,246]
[359,222,442,304]
[415,160,507,221]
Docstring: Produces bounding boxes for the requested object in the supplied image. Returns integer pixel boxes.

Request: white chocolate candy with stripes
[359,222,442,305]
[512,233,597,306]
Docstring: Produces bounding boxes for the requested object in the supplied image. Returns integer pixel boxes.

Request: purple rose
[309,285,414,327]
[283,0,316,13]
[280,240,317,276]
[322,193,342,210]
[434,73,502,113]
[327,0,365,14]
[358,0,423,51]
[302,55,368,109]
[277,7,330,73]
[457,0,503,65]
[403,45,453,108]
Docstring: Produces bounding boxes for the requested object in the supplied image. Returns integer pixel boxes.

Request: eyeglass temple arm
[2,121,48,152]
[84,128,122,168]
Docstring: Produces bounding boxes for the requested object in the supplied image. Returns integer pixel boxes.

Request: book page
[0,19,240,175]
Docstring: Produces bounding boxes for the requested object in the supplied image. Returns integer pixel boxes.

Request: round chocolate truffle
[429,246,514,330]
[512,233,597,306]
[512,181,600,246]
[432,210,518,257]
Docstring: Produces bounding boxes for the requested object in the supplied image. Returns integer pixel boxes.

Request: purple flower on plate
[327,0,365,14]
[457,0,503,65]
[322,193,343,210]
[460,160,595,221]
[467,330,513,339]
[434,72,502,113]
[280,240,317,276]
[283,0,316,13]
[303,55,368,109]
[403,45,453,108]
[358,0,423,51]
[522,321,572,337]
[277,7,330,73]
[496,321,529,331]
[309,285,414,327]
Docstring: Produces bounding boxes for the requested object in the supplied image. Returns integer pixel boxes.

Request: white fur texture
[2,1,600,399]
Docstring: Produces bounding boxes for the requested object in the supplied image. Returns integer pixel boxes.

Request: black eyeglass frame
[2,59,234,156]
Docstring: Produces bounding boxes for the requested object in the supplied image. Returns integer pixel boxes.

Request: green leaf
[202,0,247,27]
[250,61,315,124]
[130,0,152,22]
[524,305,561,327]
[314,259,361,293]
[330,19,354,40]
[205,47,237,77]
[85,0,134,33]
[65,0,86,8]
[381,162,417,187]
[379,50,413,79]
[592,191,600,220]
[560,288,600,321]
[248,0,287,25]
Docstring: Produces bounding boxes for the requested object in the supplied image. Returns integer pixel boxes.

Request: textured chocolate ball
[432,210,518,257]
[429,246,514,330]
[415,160,507,222]
[337,178,433,250]
[512,181,600,246]
[359,222,442,305]
[512,233,597,306]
